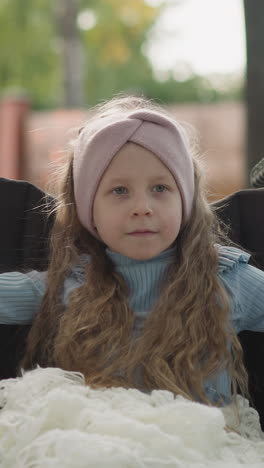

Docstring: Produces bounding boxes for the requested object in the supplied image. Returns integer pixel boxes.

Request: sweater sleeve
[230,262,264,332]
[0,270,46,324]
[219,253,264,333]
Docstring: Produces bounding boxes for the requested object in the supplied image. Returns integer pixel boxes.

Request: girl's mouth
[128,231,157,236]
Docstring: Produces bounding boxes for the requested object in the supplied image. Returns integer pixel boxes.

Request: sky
[144,0,246,79]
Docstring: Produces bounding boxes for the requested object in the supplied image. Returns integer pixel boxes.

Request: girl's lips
[128,231,156,236]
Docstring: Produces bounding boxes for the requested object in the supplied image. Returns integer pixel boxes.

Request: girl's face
[93,143,182,260]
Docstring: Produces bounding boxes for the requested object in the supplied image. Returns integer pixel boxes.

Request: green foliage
[0,0,243,109]
[0,0,60,107]
[142,74,244,105]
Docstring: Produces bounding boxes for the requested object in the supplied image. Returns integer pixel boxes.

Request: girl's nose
[131,195,153,216]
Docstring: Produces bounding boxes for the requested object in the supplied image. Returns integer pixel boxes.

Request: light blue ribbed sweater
[1,244,264,404]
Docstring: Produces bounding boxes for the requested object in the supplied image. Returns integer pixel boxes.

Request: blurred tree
[0,0,160,107]
[54,0,84,107]
[0,0,59,108]
[78,0,161,104]
[0,0,243,109]
[244,0,264,175]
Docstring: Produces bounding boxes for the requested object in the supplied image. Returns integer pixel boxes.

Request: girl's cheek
[165,218,181,234]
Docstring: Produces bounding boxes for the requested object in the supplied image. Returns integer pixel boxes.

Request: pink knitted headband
[73,110,195,238]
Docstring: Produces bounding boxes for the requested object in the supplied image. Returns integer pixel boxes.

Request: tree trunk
[244,0,264,180]
[55,0,85,108]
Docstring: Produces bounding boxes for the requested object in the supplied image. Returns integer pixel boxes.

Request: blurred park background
[0,0,263,201]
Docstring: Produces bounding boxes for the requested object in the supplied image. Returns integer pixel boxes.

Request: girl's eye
[112,186,128,195]
[111,185,167,195]
[153,184,167,193]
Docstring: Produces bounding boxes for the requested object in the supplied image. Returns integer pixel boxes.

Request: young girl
[1,95,264,408]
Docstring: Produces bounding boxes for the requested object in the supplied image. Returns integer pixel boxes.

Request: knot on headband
[73,110,195,238]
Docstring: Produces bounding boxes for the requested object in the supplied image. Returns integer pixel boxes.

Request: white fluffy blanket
[0,367,264,468]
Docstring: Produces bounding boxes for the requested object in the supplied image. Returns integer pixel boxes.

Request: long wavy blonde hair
[20,94,248,405]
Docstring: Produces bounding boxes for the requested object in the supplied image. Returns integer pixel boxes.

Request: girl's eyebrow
[107,175,172,184]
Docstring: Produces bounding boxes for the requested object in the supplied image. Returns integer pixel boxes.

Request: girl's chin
[119,247,164,261]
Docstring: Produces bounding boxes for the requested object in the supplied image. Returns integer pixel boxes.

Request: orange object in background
[0,94,30,180]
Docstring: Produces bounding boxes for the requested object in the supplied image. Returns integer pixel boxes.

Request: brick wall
[0,98,246,201]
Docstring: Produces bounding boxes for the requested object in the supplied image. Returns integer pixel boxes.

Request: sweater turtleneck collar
[105,245,177,267]
[105,245,177,317]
